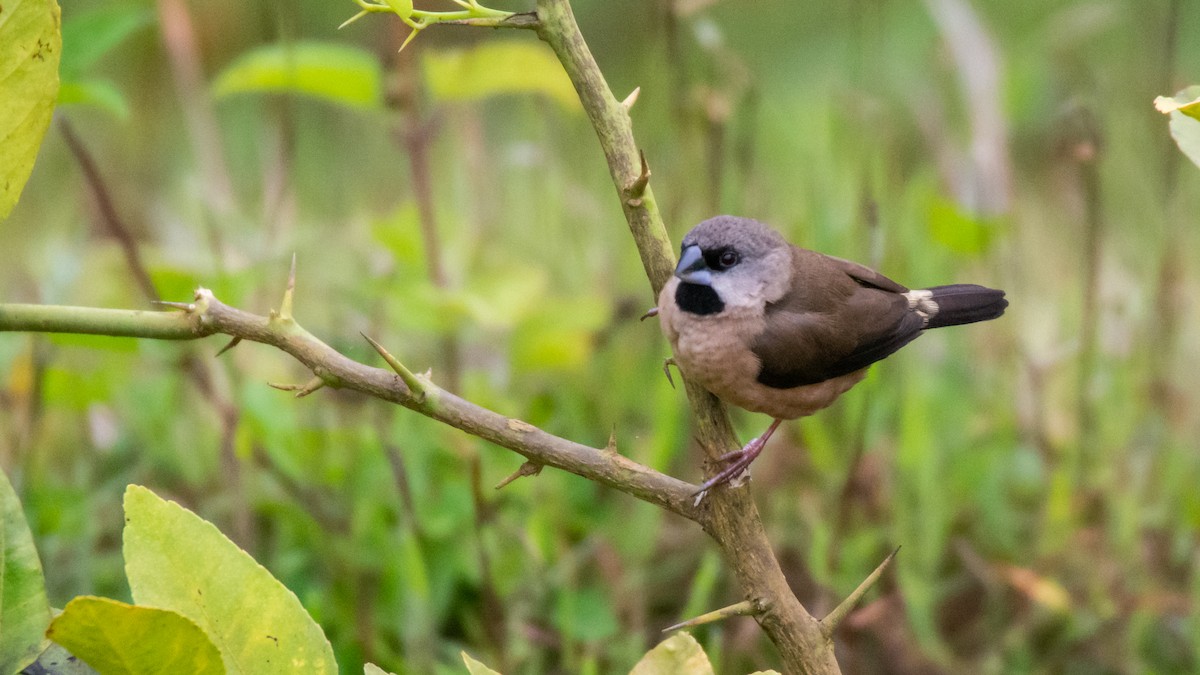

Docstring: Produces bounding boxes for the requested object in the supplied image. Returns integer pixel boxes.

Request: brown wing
[751,252,924,388]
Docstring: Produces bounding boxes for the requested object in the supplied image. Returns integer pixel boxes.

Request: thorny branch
[0,1,899,672]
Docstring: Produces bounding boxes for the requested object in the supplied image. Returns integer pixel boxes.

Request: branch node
[214,336,242,357]
[621,86,641,111]
[495,461,543,489]
[662,599,762,633]
[821,547,900,638]
[294,375,327,398]
[361,332,428,403]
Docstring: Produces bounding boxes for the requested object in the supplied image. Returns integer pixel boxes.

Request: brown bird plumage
[657,215,1008,494]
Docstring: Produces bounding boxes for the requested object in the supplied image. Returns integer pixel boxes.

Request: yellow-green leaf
[1154,89,1200,122]
[1158,86,1200,169]
[0,467,51,673]
[926,197,996,256]
[462,651,503,675]
[20,641,98,674]
[365,663,398,675]
[46,597,224,675]
[382,0,413,19]
[123,485,337,674]
[628,633,714,675]
[422,41,581,113]
[0,0,61,221]
[212,41,382,110]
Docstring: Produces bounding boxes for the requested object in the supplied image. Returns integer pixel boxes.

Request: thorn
[605,425,617,452]
[153,300,195,312]
[821,547,900,638]
[278,253,297,322]
[621,86,641,111]
[214,336,242,357]
[639,307,659,321]
[268,381,300,392]
[361,332,427,403]
[624,150,651,205]
[398,24,422,52]
[495,461,543,489]
[662,599,761,633]
[293,376,327,398]
[662,358,676,389]
[338,9,368,29]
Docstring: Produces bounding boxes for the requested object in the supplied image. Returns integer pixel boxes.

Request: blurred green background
[3,0,1200,672]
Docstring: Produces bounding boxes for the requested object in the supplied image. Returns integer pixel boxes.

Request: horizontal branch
[0,291,701,520]
[0,304,204,339]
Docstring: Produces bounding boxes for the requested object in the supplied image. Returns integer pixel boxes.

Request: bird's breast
[657,278,863,419]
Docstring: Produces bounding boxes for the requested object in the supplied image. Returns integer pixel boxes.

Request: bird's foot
[691,419,784,502]
[691,435,769,498]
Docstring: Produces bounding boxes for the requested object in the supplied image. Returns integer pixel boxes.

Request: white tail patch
[904,289,939,325]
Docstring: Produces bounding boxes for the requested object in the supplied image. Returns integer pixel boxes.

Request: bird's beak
[675,244,712,286]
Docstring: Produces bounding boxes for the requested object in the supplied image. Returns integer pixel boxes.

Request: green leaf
[365,664,398,675]
[0,467,52,673]
[422,41,581,113]
[926,197,996,255]
[20,641,98,674]
[60,4,154,77]
[212,41,383,110]
[628,633,714,675]
[382,0,413,19]
[58,79,130,118]
[46,596,225,675]
[0,0,61,222]
[1157,86,1200,169]
[510,295,611,372]
[123,485,337,674]
[461,651,502,675]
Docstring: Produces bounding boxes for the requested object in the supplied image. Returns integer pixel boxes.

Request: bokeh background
[3,0,1200,672]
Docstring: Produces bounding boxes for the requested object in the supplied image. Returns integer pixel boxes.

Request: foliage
[0,468,50,673]
[3,0,1200,673]
[0,0,61,220]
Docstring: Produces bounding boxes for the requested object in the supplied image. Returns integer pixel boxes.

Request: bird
[655,215,1008,495]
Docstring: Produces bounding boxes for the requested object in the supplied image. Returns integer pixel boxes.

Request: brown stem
[534,1,839,671]
[58,118,160,304]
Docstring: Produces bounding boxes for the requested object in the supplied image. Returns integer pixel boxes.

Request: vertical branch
[533,1,841,672]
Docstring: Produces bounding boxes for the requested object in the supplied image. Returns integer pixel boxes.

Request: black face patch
[675,282,724,316]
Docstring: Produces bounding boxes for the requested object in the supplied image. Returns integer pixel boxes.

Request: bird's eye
[717,250,739,269]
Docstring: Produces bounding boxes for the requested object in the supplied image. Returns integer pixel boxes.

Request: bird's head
[673,216,791,315]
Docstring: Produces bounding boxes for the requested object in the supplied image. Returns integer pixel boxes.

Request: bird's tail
[922,284,1008,329]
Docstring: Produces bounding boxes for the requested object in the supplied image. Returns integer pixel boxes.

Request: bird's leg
[693,418,784,495]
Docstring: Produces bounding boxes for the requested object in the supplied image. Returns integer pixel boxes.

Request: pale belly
[658,281,866,420]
